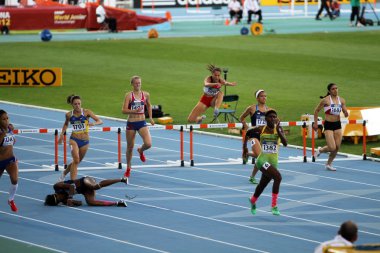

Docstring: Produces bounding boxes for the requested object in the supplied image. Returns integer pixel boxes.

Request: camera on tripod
[359,0,380,26]
[223,68,229,74]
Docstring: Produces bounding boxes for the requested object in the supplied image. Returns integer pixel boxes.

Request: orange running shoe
[124,167,131,178]
[138,148,146,162]
[8,200,18,212]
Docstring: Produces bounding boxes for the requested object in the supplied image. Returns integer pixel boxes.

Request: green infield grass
[1,31,379,155]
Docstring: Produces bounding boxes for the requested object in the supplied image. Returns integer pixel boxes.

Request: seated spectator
[331,0,340,17]
[228,0,243,24]
[96,0,117,33]
[244,0,263,24]
[314,220,358,253]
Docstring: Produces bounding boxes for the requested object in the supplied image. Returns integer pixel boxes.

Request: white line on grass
[0,234,67,253]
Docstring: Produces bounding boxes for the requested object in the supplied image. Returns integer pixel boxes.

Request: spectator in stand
[314,221,358,253]
[96,0,118,33]
[228,0,243,24]
[350,0,361,26]
[316,0,334,20]
[244,0,263,24]
[331,0,340,17]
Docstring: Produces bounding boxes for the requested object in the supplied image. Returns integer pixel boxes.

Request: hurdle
[12,119,370,171]
[309,119,367,161]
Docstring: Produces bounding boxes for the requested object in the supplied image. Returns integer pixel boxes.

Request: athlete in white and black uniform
[240,89,270,184]
[0,110,19,212]
[313,83,349,171]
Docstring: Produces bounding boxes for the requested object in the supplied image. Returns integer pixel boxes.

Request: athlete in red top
[122,76,154,178]
[188,64,237,123]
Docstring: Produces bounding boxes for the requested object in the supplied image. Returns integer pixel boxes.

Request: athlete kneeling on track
[245,109,287,216]
[45,176,129,207]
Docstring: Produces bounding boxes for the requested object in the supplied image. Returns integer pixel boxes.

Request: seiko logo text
[0,68,62,87]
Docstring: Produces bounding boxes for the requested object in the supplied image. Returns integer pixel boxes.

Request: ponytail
[319,83,336,99]
[67,94,81,104]
[206,64,221,73]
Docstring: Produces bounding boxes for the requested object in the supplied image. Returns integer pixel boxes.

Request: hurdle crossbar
[12,119,368,169]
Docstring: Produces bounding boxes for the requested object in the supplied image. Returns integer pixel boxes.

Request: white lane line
[0,208,169,253]
[0,189,268,253]
[0,234,67,253]
[132,170,380,221]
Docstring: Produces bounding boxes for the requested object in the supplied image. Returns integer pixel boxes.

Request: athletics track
[1,4,380,43]
[0,101,380,253]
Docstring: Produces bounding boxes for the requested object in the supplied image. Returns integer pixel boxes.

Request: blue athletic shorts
[70,136,89,149]
[0,156,17,171]
[127,120,147,131]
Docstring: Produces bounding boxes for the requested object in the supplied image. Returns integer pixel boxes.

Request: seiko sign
[0,68,62,87]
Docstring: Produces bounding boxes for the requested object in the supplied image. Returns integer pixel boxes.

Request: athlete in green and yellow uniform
[245,110,287,216]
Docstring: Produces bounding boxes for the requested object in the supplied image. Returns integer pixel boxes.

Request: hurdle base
[190,160,194,166]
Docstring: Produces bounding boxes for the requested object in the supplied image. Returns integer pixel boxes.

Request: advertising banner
[0,68,63,87]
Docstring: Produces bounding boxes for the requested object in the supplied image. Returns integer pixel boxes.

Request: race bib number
[204,87,219,96]
[131,102,144,113]
[262,141,277,154]
[330,105,342,115]
[3,136,15,146]
[256,118,266,126]
[72,123,86,132]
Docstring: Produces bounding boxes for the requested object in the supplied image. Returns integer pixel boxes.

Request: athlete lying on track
[45,176,128,207]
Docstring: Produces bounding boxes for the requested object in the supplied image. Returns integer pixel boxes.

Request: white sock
[9,183,18,201]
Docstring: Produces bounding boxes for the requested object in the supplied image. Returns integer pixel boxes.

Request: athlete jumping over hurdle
[187,64,237,123]
[45,176,128,207]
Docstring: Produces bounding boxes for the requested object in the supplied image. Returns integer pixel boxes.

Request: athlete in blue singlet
[122,76,154,178]
[313,83,348,171]
[58,95,103,181]
[0,110,19,212]
[240,89,270,184]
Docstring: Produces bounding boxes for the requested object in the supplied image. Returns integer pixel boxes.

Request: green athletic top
[256,126,280,170]
[350,0,360,7]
